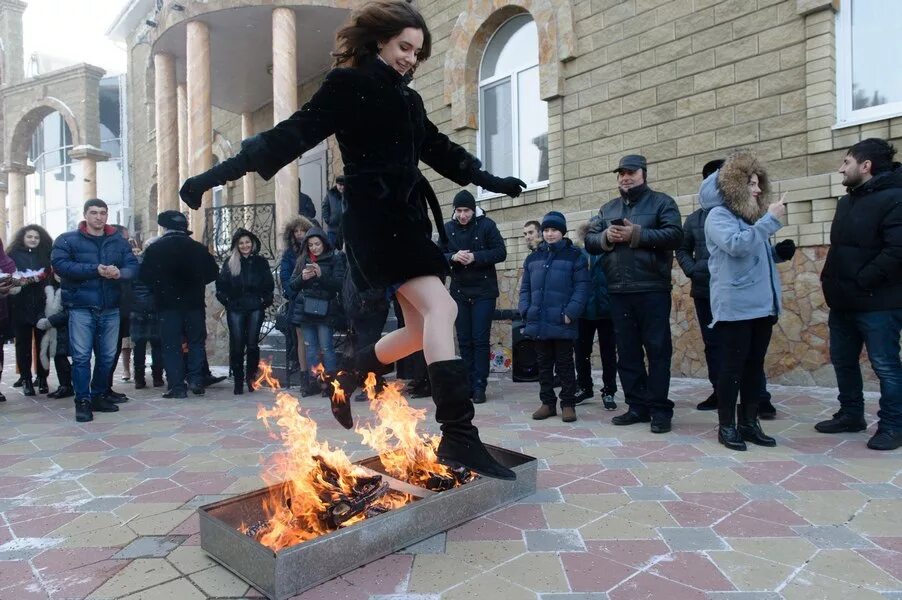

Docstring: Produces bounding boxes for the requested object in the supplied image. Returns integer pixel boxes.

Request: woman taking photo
[289,227,345,391]
[216,228,275,395]
[700,151,796,451]
[8,225,54,396]
[180,0,523,479]
[279,216,317,394]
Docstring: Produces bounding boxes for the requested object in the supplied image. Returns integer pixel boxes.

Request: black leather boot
[246,348,260,391]
[49,385,74,399]
[133,373,147,390]
[738,403,776,446]
[718,425,747,451]
[430,359,516,480]
[35,375,49,395]
[22,376,35,397]
[329,344,392,430]
[230,354,244,395]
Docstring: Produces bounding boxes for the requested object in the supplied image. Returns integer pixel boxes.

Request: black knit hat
[452,190,476,211]
[541,211,567,233]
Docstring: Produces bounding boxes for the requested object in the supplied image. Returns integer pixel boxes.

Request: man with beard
[585,155,683,434]
[817,138,902,451]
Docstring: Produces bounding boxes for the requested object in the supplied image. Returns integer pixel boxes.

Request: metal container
[198,445,537,600]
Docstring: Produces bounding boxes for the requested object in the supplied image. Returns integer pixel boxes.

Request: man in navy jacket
[51,199,139,423]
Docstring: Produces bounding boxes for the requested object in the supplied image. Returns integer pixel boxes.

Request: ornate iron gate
[204,203,281,340]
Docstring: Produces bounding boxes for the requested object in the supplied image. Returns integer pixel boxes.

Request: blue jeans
[829,309,902,429]
[302,322,337,372]
[610,292,675,418]
[454,297,496,394]
[159,308,207,394]
[68,308,120,400]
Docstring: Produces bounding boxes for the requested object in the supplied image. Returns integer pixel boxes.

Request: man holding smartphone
[585,155,683,433]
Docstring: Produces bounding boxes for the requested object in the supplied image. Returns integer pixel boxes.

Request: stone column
[4,163,33,233]
[177,83,189,185]
[241,112,256,205]
[187,20,212,242]
[0,181,7,240]
[154,52,179,213]
[69,146,111,200]
[272,7,298,237]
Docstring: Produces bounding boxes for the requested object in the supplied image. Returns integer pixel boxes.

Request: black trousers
[575,318,618,394]
[13,322,48,380]
[610,292,675,418]
[714,317,774,426]
[159,308,206,393]
[227,309,263,381]
[133,337,163,381]
[54,355,72,387]
[693,296,722,388]
[535,338,577,408]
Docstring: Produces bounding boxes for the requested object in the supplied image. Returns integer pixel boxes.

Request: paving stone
[793,525,875,549]
[182,445,219,455]
[736,484,798,500]
[400,532,446,554]
[706,593,783,599]
[581,438,622,447]
[695,456,741,468]
[847,483,902,499]
[79,497,131,512]
[140,467,182,479]
[179,495,234,510]
[227,465,262,476]
[600,458,645,469]
[525,529,585,552]
[518,488,564,504]
[540,594,609,600]
[624,486,680,501]
[0,536,63,560]
[660,527,729,551]
[791,454,842,466]
[113,535,188,559]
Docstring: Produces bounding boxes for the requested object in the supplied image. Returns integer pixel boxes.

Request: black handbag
[302,296,330,317]
[274,301,291,334]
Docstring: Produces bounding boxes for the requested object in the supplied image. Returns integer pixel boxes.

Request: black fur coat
[240,56,481,289]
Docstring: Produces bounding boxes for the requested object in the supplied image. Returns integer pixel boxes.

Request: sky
[22,0,128,75]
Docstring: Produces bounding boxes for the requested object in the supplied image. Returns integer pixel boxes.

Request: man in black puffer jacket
[443,190,507,404]
[139,211,219,399]
[321,176,345,250]
[817,138,902,451]
[585,154,683,433]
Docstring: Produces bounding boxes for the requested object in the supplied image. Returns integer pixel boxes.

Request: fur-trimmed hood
[699,151,770,224]
[281,216,315,250]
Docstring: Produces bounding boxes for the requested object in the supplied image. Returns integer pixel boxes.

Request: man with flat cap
[585,154,683,433]
[139,211,219,398]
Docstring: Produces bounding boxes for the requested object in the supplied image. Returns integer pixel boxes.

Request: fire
[354,373,476,490]
[244,361,473,552]
[249,362,411,551]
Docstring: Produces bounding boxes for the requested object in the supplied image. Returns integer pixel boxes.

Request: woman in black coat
[180,1,523,480]
[216,228,275,395]
[289,228,346,393]
[8,225,54,396]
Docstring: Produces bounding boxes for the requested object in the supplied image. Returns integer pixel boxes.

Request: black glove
[775,239,796,261]
[179,153,250,209]
[471,170,527,198]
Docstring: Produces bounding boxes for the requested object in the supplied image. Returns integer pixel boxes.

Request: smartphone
[610,218,625,226]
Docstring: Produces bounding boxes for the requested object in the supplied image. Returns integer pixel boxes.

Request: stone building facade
[112,0,901,385]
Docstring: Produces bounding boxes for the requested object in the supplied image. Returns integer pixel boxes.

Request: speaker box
[511,319,540,382]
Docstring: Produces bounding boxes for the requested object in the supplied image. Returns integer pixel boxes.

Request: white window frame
[477,15,549,199]
[834,1,902,128]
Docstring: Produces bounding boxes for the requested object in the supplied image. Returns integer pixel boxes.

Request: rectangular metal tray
[198,445,537,600]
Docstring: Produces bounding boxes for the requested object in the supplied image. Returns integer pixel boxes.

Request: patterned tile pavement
[1,361,900,600]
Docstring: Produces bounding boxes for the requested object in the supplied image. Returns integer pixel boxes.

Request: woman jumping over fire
[180,0,524,480]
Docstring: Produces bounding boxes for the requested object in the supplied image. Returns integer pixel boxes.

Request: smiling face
[237,236,254,257]
[543,228,563,244]
[454,207,474,225]
[23,230,40,249]
[307,236,325,257]
[378,27,424,76]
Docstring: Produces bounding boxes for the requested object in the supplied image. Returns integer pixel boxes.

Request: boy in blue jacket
[519,212,590,422]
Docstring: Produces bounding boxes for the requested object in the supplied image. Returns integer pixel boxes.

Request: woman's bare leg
[376,276,456,365]
[296,328,307,370]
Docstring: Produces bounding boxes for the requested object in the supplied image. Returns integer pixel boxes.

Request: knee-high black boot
[230,352,244,395]
[246,348,260,392]
[329,344,392,429]
[430,359,516,481]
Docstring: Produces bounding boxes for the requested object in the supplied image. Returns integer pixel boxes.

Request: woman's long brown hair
[332,0,432,69]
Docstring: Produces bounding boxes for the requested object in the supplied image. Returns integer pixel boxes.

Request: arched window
[478,14,549,192]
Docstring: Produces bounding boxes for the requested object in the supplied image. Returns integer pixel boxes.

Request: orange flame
[254,360,280,392]
[353,372,472,489]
